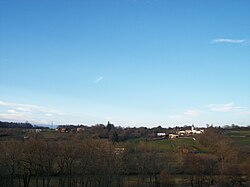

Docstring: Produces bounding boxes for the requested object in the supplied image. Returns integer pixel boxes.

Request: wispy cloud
[0,100,63,124]
[169,109,200,119]
[0,101,62,115]
[207,102,244,112]
[94,76,104,83]
[211,38,246,44]
[184,109,200,117]
[7,109,17,114]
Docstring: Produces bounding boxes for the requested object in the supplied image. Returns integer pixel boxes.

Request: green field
[128,137,206,153]
[127,130,250,153]
[225,130,250,152]
[225,130,250,137]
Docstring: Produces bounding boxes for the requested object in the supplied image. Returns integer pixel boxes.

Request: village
[54,123,205,142]
[156,125,204,139]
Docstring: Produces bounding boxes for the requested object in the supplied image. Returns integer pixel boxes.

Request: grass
[224,130,250,152]
[146,139,173,151]
[128,130,250,153]
[170,138,205,153]
[127,138,173,151]
[225,130,250,137]
[127,137,206,153]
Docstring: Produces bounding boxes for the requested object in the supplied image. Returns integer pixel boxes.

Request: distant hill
[0,121,49,129]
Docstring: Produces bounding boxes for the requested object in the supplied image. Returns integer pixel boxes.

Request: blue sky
[0,0,250,127]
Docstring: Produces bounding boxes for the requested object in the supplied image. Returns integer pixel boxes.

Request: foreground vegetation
[0,122,250,187]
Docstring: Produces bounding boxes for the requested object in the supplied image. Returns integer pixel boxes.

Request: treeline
[0,128,249,187]
[0,121,48,129]
[57,122,171,141]
[57,122,195,141]
[56,122,250,142]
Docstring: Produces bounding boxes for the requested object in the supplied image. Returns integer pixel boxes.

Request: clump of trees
[183,127,248,187]
[0,138,124,187]
[0,138,174,187]
[56,122,172,141]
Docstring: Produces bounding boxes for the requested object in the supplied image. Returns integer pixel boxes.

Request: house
[35,129,42,133]
[194,129,204,134]
[23,136,30,140]
[57,127,68,133]
[76,127,85,132]
[157,132,166,137]
[182,125,204,135]
[22,128,43,133]
[178,130,186,136]
[169,134,179,139]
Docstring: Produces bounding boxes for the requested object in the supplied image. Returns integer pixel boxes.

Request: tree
[107,121,114,132]
[111,131,118,142]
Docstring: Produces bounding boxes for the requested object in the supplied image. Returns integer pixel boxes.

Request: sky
[0,0,250,127]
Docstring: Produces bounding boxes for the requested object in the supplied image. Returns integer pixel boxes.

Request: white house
[157,132,166,137]
[183,125,204,135]
[169,134,179,139]
[176,125,204,136]
[76,127,85,132]
[178,130,186,136]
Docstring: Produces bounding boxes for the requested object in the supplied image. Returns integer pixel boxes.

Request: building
[177,125,204,136]
[169,134,179,139]
[157,132,166,137]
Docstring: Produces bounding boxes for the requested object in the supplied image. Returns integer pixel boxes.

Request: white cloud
[211,38,246,44]
[0,100,64,124]
[16,107,32,112]
[207,102,244,112]
[7,109,17,114]
[169,109,200,119]
[94,76,104,83]
[0,101,38,109]
[0,100,62,115]
[0,111,33,121]
[184,109,200,117]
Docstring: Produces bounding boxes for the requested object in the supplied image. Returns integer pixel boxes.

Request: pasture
[225,130,250,152]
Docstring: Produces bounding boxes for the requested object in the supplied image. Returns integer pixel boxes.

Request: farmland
[0,123,250,187]
[127,137,205,153]
[225,130,250,152]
